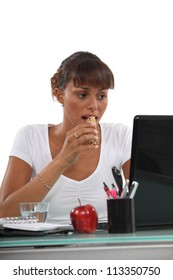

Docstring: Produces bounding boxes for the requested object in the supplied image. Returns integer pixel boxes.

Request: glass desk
[1,228,173,259]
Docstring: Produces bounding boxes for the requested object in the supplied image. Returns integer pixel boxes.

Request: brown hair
[50,51,114,96]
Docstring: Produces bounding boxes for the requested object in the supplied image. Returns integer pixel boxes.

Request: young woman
[0,51,131,223]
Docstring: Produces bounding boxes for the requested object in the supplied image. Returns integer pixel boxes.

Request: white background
[0,0,173,183]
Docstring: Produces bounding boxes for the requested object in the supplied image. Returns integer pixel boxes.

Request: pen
[112,166,123,195]
[109,188,118,199]
[128,181,139,199]
[103,182,111,199]
[120,179,129,199]
[112,183,119,197]
[103,182,117,199]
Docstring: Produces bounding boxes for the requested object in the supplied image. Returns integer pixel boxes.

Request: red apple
[70,201,98,233]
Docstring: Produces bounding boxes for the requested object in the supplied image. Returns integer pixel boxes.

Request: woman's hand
[57,123,99,167]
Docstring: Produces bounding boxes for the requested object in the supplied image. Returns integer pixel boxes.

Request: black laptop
[130,115,173,229]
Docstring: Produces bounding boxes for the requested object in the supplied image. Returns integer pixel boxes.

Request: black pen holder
[107,198,135,233]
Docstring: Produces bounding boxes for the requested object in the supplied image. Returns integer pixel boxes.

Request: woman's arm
[122,159,131,180]
[0,123,99,217]
[0,155,66,217]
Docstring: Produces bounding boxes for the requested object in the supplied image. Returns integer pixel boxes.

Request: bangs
[71,60,114,89]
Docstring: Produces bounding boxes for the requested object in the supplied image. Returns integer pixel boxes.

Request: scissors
[112,166,123,196]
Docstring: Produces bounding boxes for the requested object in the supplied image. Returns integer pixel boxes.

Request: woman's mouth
[82,116,98,123]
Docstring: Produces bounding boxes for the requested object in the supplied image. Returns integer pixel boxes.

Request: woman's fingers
[66,125,99,147]
[57,123,100,167]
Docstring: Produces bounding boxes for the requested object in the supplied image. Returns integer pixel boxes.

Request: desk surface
[1,228,173,248]
[1,228,173,259]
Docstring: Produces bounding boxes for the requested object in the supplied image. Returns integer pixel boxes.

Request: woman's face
[61,80,109,128]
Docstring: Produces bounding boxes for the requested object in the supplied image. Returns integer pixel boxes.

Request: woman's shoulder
[14,124,49,142]
[17,124,48,134]
[100,122,131,134]
[100,122,132,144]
[100,122,132,157]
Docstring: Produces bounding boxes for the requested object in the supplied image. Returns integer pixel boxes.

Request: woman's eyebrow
[76,86,107,91]
[76,86,89,90]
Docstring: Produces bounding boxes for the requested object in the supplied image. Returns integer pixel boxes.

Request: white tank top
[10,122,132,224]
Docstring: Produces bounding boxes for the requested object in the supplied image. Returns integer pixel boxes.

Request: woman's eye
[77,92,87,98]
[98,94,107,100]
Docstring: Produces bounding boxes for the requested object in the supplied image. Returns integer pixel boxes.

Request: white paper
[3,222,72,231]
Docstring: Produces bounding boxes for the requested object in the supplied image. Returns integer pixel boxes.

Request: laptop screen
[130,115,173,228]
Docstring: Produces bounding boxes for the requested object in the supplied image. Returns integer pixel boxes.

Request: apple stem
[78,198,82,206]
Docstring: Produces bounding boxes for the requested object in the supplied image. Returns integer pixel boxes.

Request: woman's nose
[87,96,98,110]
